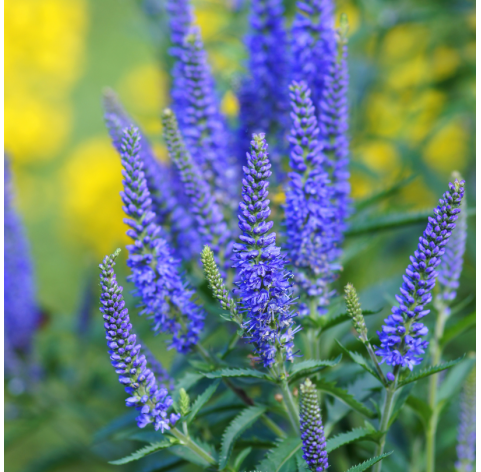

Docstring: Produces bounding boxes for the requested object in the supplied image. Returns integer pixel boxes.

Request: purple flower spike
[118,126,205,353]
[438,192,467,306]
[319,18,351,243]
[98,249,180,432]
[4,157,40,377]
[103,89,199,261]
[162,109,230,264]
[376,180,466,373]
[238,0,290,157]
[291,0,336,111]
[285,81,340,316]
[300,378,328,472]
[232,133,300,368]
[171,25,238,208]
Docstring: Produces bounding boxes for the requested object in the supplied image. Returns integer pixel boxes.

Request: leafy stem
[169,427,217,467]
[194,344,286,438]
[426,300,448,472]
[373,369,399,472]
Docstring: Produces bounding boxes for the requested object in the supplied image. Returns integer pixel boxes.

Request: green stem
[426,302,447,472]
[169,427,217,467]
[220,332,241,360]
[364,342,388,387]
[277,361,300,432]
[308,297,320,360]
[195,344,286,438]
[373,372,398,472]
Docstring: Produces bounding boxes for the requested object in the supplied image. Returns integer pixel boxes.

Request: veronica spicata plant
[91,0,474,470]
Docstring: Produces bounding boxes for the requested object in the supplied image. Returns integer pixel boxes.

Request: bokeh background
[5,0,475,471]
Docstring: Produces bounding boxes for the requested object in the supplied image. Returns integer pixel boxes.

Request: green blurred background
[5,0,475,471]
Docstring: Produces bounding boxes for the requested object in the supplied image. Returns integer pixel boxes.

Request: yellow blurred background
[5,0,475,315]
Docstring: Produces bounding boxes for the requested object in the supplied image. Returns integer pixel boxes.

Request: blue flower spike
[232,133,300,368]
[99,249,180,432]
[376,179,466,374]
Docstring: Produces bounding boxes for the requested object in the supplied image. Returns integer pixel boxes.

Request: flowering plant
[4,0,475,471]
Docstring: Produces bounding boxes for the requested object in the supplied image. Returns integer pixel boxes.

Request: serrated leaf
[314,379,376,419]
[109,440,172,465]
[440,312,476,347]
[204,368,270,381]
[185,380,220,424]
[345,451,393,472]
[257,437,302,472]
[219,405,266,469]
[326,428,373,452]
[233,447,252,471]
[320,309,382,332]
[288,356,341,383]
[396,356,465,388]
[336,340,381,382]
[405,396,432,427]
[346,207,475,236]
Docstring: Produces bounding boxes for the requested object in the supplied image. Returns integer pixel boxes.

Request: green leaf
[168,443,212,468]
[295,449,306,471]
[257,437,302,472]
[314,379,376,419]
[174,372,203,393]
[109,440,172,465]
[405,396,432,427]
[388,384,413,427]
[204,368,270,381]
[320,309,382,332]
[288,355,341,383]
[233,447,252,471]
[440,312,476,348]
[188,359,215,372]
[437,356,476,408]
[355,174,417,211]
[336,340,381,382]
[185,380,220,424]
[345,452,393,472]
[219,405,267,469]
[326,428,373,453]
[346,207,475,237]
[396,355,465,388]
